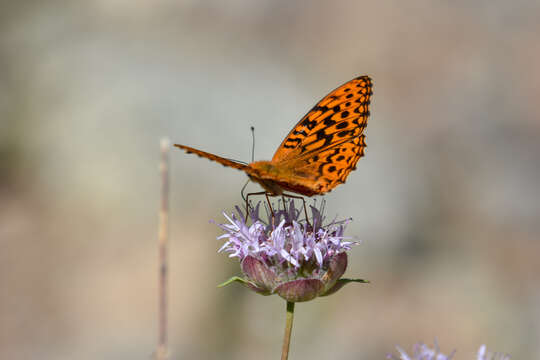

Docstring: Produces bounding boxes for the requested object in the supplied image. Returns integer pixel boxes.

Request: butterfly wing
[286,134,367,194]
[174,144,248,171]
[270,75,372,194]
[272,76,372,163]
[247,135,367,196]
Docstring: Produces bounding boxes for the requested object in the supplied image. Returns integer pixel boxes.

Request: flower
[388,342,510,360]
[388,342,455,360]
[476,345,511,360]
[215,199,368,302]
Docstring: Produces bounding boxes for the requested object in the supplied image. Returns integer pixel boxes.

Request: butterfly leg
[282,193,311,228]
[265,192,276,227]
[244,191,276,226]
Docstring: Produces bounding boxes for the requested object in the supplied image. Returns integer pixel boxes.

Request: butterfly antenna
[250,126,255,163]
[239,127,256,207]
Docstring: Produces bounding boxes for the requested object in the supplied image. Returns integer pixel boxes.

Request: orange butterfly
[175,75,372,199]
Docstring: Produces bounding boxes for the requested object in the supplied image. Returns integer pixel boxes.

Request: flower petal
[321,252,348,293]
[275,278,324,302]
[241,256,277,291]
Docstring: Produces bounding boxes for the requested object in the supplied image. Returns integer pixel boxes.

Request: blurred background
[1,1,539,359]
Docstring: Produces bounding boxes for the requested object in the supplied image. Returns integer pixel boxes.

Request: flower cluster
[476,345,511,360]
[215,199,367,302]
[388,342,510,360]
[389,342,455,360]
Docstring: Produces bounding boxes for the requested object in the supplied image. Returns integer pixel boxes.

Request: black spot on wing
[323,116,336,126]
[336,121,349,129]
[337,130,350,138]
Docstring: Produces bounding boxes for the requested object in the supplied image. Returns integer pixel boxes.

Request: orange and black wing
[174,144,248,171]
[271,76,372,164]
[270,76,372,194]
[288,134,367,194]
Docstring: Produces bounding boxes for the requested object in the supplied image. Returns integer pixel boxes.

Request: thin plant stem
[156,138,169,360]
[281,301,295,360]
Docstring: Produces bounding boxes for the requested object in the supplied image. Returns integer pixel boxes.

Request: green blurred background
[1,1,539,359]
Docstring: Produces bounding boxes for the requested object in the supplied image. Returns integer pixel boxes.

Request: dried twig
[156,138,169,360]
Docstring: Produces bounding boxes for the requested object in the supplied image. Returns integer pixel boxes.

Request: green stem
[281,301,295,360]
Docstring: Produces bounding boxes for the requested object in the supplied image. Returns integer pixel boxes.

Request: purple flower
[388,342,510,360]
[476,345,511,360]
[388,342,454,360]
[216,199,368,302]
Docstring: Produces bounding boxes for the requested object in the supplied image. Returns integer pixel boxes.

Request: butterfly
[175,75,373,200]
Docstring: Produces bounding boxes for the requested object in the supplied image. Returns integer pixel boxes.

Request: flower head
[476,345,511,360]
[216,199,368,302]
[388,342,454,360]
[388,342,510,360]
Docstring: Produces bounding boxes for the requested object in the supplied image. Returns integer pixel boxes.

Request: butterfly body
[175,75,373,197]
[247,161,320,196]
